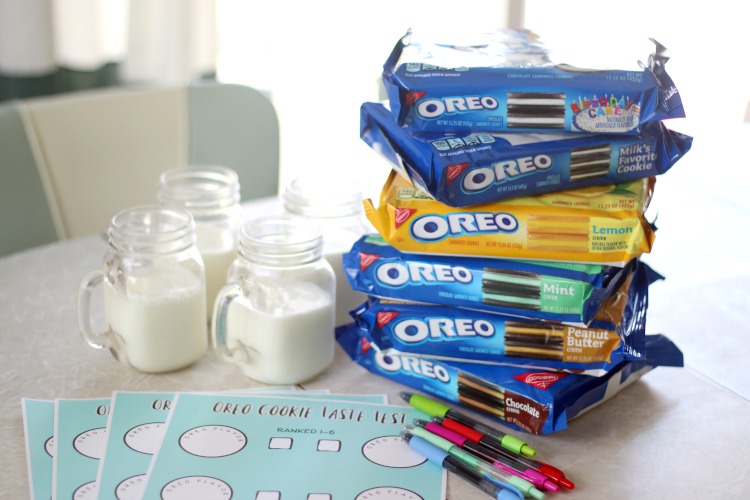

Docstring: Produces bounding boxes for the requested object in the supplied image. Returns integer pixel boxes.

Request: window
[215,0,514,198]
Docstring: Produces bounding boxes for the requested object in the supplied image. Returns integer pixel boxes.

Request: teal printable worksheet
[143,392,445,499]
[21,399,55,500]
[53,397,111,499]
[97,391,173,500]
[96,390,390,500]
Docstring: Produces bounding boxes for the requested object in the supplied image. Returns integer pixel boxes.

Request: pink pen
[416,419,560,492]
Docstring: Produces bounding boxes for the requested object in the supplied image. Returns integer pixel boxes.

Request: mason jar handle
[77,269,109,350]
[211,283,247,363]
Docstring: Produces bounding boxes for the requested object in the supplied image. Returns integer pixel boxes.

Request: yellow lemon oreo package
[364,171,655,266]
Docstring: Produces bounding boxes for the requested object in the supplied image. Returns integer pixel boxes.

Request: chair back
[0,82,279,256]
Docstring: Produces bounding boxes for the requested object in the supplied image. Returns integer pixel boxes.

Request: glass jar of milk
[158,165,242,320]
[282,176,370,327]
[211,217,336,385]
[77,206,208,373]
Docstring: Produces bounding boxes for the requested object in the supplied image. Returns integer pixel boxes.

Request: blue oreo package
[382,28,684,135]
[336,326,683,435]
[343,234,635,326]
[346,253,655,376]
[360,101,692,207]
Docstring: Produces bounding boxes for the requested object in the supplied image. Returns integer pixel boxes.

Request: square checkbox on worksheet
[268,437,293,449]
[317,439,340,452]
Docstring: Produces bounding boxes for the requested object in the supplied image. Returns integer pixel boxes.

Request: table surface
[2,132,750,499]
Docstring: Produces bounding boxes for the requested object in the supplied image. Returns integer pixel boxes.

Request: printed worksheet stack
[336,27,689,435]
[21,389,445,499]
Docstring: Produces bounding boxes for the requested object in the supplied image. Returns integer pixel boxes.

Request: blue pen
[402,432,524,500]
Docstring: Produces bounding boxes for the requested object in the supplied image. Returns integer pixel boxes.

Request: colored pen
[403,426,545,500]
[401,432,524,500]
[401,391,537,457]
[434,415,575,490]
[413,419,559,493]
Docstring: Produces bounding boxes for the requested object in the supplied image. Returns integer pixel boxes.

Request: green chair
[0,102,58,257]
[0,82,279,257]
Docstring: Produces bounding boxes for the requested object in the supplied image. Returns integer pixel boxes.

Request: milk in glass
[159,166,242,320]
[78,206,208,373]
[104,266,207,373]
[282,176,370,326]
[212,217,335,384]
[225,283,333,384]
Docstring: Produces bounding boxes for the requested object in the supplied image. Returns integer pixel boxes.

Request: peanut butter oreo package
[336,325,683,434]
[364,171,655,266]
[360,101,692,208]
[345,256,657,376]
[382,27,685,135]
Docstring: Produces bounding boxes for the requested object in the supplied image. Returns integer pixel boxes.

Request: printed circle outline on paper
[355,486,423,500]
[44,435,55,458]
[124,422,165,455]
[73,480,98,499]
[361,435,427,468]
[179,425,247,458]
[73,427,108,459]
[116,474,147,500]
[161,476,233,499]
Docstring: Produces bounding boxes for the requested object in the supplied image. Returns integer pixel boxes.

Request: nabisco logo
[360,338,372,355]
[405,91,426,106]
[359,252,380,271]
[446,163,468,184]
[376,311,399,329]
[512,372,566,390]
[394,208,416,228]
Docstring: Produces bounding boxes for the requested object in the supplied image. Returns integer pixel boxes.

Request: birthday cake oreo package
[343,234,637,326]
[383,27,685,135]
[336,326,683,435]
[345,255,658,376]
[360,101,692,208]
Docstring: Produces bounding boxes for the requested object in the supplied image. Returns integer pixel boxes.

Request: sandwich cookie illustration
[569,144,612,182]
[526,214,590,254]
[503,322,564,361]
[506,92,566,129]
[481,267,543,311]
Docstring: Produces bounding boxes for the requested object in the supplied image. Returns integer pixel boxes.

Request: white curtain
[0,0,217,101]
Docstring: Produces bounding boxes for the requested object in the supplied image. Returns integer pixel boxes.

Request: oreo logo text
[463,155,553,192]
[394,318,495,344]
[375,261,472,287]
[410,213,518,242]
[417,96,498,119]
[375,351,451,383]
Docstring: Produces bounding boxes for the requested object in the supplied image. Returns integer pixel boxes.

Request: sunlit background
[5,0,741,201]
[212,0,746,204]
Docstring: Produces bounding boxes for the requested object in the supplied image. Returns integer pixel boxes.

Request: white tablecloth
[2,189,749,499]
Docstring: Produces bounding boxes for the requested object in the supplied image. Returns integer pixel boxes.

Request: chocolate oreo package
[336,325,683,434]
[382,28,684,135]
[360,101,692,207]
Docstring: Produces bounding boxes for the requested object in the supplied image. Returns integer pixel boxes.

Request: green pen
[401,391,537,457]
[403,425,545,500]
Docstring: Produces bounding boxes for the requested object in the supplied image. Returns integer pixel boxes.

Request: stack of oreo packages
[336,27,690,435]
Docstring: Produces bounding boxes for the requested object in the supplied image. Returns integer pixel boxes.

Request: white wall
[215,0,512,200]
